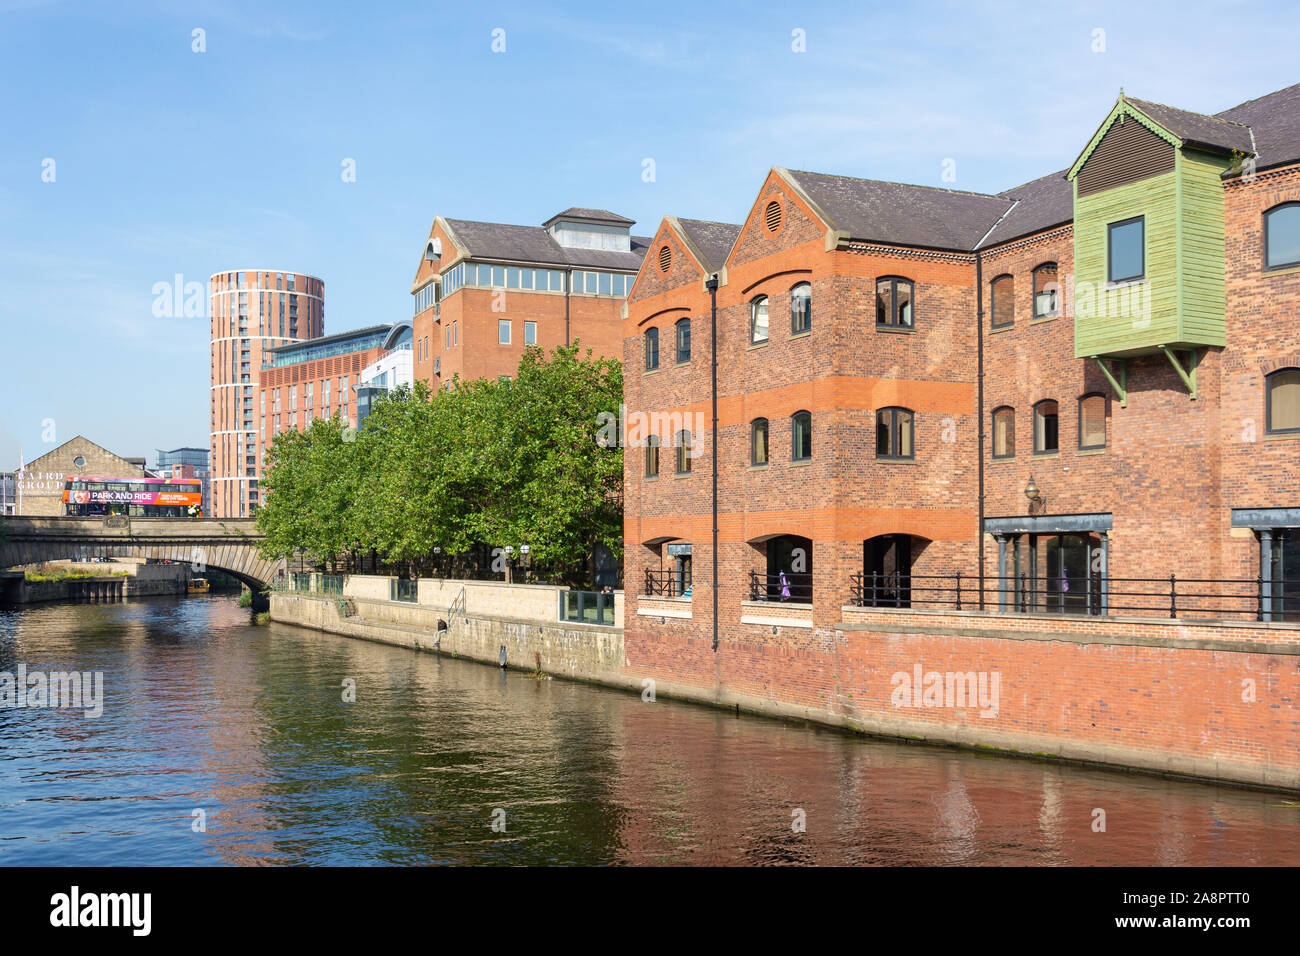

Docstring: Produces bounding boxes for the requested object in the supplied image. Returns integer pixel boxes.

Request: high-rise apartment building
[209,269,323,517]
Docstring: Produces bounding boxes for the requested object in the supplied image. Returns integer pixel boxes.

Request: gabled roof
[976,170,1074,249]
[1125,96,1253,154]
[441,218,649,272]
[781,168,1014,252]
[1217,82,1300,172]
[674,218,742,272]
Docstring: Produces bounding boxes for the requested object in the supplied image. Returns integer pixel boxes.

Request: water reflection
[0,596,1298,866]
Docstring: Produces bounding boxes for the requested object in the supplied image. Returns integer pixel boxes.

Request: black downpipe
[975,253,986,609]
[707,274,720,651]
[565,268,572,346]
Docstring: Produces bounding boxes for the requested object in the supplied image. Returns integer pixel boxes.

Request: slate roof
[441,217,649,272]
[1217,82,1300,172]
[976,170,1074,249]
[543,207,636,227]
[783,169,1014,252]
[676,218,742,271]
[1125,97,1253,154]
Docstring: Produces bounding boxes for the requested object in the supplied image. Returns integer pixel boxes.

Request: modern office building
[154,447,211,513]
[410,208,649,388]
[255,325,394,490]
[354,321,414,425]
[624,82,1300,665]
[209,269,324,517]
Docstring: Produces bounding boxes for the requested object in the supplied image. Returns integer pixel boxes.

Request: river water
[1,595,1297,866]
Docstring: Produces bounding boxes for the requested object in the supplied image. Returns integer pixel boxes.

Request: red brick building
[625,82,1300,656]
[409,209,649,388]
[209,269,324,517]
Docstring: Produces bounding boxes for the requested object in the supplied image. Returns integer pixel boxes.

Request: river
[1,595,1297,865]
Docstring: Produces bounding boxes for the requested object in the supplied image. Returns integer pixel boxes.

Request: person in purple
[779,570,791,601]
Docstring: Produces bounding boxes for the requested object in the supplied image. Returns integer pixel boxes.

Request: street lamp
[519,542,530,584]
[1024,475,1042,506]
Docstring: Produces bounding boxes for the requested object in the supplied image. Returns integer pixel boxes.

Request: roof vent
[764,201,783,233]
[425,238,442,261]
[658,245,672,273]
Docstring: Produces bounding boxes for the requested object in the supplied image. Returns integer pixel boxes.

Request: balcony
[644,568,690,597]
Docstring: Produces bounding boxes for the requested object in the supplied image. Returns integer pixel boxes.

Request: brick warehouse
[620,85,1300,788]
[410,208,649,388]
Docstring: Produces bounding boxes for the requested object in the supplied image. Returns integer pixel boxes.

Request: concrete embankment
[1,560,190,604]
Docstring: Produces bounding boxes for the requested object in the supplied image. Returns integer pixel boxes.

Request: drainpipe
[976,253,986,609]
[707,273,720,652]
[565,268,573,346]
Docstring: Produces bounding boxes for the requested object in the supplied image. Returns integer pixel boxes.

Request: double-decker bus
[62,476,203,517]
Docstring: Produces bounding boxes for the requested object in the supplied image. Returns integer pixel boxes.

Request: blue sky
[1,0,1296,469]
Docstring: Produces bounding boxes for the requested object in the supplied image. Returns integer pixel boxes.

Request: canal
[1,595,1298,865]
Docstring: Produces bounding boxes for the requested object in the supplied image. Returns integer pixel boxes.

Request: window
[750,296,769,344]
[990,275,1014,328]
[675,431,692,473]
[1108,217,1144,283]
[751,418,769,465]
[1033,400,1059,453]
[1033,263,1059,318]
[675,318,691,363]
[524,321,537,346]
[644,328,659,371]
[498,319,511,345]
[790,282,811,333]
[1265,203,1300,270]
[876,407,914,459]
[791,411,812,461]
[1078,394,1107,449]
[1266,368,1300,433]
[645,435,660,477]
[992,406,1015,458]
[876,277,914,328]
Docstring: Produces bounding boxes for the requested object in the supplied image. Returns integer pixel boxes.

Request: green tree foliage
[257,345,623,586]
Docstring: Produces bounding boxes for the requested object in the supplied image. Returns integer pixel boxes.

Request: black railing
[848,572,1300,622]
[749,570,813,603]
[644,568,691,597]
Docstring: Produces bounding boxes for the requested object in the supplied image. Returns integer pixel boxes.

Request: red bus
[62,476,203,517]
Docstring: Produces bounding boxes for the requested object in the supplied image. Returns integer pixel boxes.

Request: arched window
[876,407,915,459]
[750,296,770,344]
[1265,203,1300,270]
[645,435,660,477]
[1266,368,1300,434]
[1033,400,1059,453]
[991,406,1015,459]
[791,411,812,461]
[1032,263,1059,318]
[675,430,693,473]
[876,277,914,328]
[990,274,1014,328]
[790,282,812,334]
[644,328,659,371]
[675,318,691,364]
[751,418,769,465]
[1078,393,1107,449]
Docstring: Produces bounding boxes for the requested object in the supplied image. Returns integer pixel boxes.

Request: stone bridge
[0,516,283,599]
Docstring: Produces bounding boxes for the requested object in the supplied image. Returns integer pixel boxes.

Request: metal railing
[318,574,344,596]
[391,578,418,603]
[559,589,616,626]
[749,570,813,603]
[644,568,691,597]
[848,572,1300,622]
[292,572,312,593]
